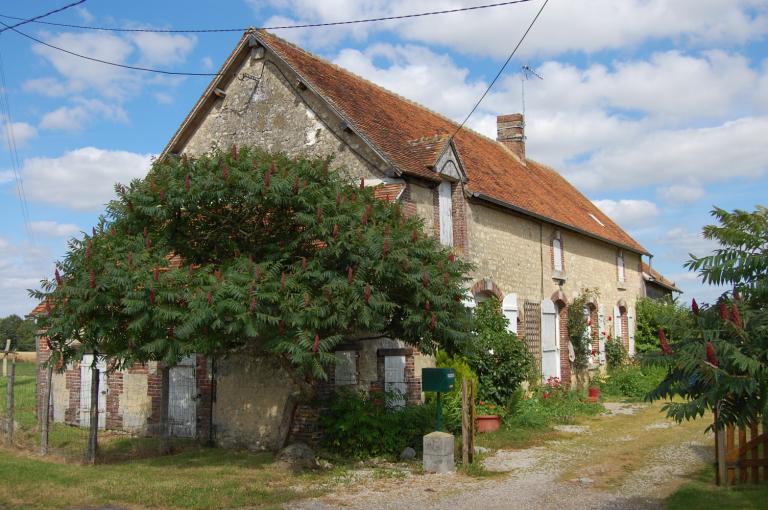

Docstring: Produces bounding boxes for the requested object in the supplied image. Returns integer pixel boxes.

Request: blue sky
[1,0,767,316]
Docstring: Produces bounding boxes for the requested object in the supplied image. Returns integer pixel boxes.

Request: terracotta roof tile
[255,31,647,254]
[641,262,681,292]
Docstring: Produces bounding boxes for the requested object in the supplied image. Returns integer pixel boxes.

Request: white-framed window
[502,293,518,335]
[553,236,563,272]
[334,350,358,386]
[617,250,625,283]
[438,181,453,246]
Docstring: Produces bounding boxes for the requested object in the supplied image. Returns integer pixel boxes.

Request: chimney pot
[497,113,525,161]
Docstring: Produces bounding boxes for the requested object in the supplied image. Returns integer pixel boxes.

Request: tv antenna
[521,64,543,117]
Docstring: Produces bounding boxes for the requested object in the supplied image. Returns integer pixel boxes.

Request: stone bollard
[423,431,454,473]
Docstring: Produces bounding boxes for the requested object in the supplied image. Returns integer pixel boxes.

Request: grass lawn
[0,446,334,509]
[666,465,768,509]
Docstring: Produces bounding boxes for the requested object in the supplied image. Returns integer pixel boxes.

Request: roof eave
[470,190,651,256]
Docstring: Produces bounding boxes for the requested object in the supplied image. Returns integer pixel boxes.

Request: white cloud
[20,147,154,210]
[592,199,660,229]
[657,183,706,204]
[256,0,768,56]
[0,237,52,317]
[0,170,14,184]
[76,7,95,23]
[201,56,214,70]
[39,98,128,132]
[129,33,197,66]
[29,221,82,237]
[1,121,37,147]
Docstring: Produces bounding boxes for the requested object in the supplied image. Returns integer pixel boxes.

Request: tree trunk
[4,352,15,447]
[85,355,100,464]
[40,360,54,455]
[159,364,171,455]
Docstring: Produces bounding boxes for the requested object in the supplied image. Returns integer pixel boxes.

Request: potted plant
[475,400,502,433]
[587,385,601,403]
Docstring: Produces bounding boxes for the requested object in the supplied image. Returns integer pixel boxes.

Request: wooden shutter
[541,300,560,381]
[614,305,622,340]
[334,351,358,385]
[438,181,453,246]
[598,305,606,364]
[524,300,542,374]
[502,293,518,335]
[628,307,636,357]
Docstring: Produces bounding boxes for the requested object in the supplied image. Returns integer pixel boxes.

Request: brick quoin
[558,304,571,388]
[451,181,468,255]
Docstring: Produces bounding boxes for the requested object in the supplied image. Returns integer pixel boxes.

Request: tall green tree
[31,146,473,385]
[0,315,36,351]
[646,206,767,430]
[635,297,694,354]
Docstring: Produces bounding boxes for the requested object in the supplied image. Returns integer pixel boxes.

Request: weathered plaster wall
[179,52,387,184]
[51,371,68,423]
[213,354,297,451]
[120,372,151,431]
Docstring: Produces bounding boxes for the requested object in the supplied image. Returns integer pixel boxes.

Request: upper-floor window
[617,250,625,283]
[438,181,453,246]
[552,235,563,273]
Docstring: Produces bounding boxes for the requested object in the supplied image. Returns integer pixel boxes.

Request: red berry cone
[691,298,699,316]
[731,303,742,328]
[89,270,95,289]
[706,342,718,367]
[348,266,354,284]
[364,284,371,303]
[658,329,673,355]
[313,334,320,353]
[55,268,62,286]
[185,174,191,192]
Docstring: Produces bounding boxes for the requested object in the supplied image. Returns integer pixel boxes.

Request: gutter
[470,190,651,256]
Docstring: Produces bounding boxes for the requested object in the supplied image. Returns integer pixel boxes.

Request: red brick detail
[620,309,629,351]
[589,305,599,353]
[471,279,504,300]
[558,304,571,388]
[106,369,124,430]
[400,182,418,218]
[432,185,441,239]
[195,355,213,441]
[452,182,468,254]
[146,364,162,434]
[289,405,323,446]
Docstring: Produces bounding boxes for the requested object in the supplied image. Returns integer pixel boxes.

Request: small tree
[635,297,695,354]
[566,289,599,371]
[466,297,534,405]
[646,206,768,430]
[31,147,475,452]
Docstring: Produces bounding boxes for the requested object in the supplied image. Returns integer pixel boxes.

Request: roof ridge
[256,29,512,153]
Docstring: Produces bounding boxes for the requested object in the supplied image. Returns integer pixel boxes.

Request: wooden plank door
[169,355,197,438]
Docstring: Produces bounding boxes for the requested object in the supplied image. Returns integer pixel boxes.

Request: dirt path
[289,402,714,510]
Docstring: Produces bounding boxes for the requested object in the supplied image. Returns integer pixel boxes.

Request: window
[552,236,563,272]
[384,355,407,408]
[334,350,358,386]
[438,181,453,246]
[617,251,625,283]
[502,293,518,335]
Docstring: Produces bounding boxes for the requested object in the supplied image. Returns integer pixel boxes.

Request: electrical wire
[0,47,33,241]
[0,0,533,34]
[448,0,549,142]
[0,0,85,34]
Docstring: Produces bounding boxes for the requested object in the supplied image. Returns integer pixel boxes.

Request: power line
[0,47,33,241]
[0,0,86,34]
[0,20,221,76]
[0,0,534,34]
[448,0,549,142]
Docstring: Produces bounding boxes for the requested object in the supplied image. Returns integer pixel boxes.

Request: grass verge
[665,465,768,510]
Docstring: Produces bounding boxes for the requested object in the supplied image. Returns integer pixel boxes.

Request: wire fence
[1,352,180,463]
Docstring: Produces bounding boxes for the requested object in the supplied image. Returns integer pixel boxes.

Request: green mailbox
[422,368,455,431]
[422,368,455,392]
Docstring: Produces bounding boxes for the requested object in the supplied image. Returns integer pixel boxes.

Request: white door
[80,354,107,429]
[384,355,407,409]
[541,300,560,381]
[169,355,197,438]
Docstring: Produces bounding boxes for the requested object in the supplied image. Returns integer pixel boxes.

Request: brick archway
[471,278,504,301]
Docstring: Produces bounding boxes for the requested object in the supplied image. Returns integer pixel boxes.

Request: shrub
[605,339,627,369]
[319,389,433,459]
[506,378,602,429]
[466,298,534,405]
[434,351,478,433]
[566,289,599,370]
[635,297,695,353]
[597,364,666,400]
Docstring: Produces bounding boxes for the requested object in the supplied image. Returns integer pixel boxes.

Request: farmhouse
[35,29,673,450]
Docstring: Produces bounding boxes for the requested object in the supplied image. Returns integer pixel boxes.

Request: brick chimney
[497,113,525,160]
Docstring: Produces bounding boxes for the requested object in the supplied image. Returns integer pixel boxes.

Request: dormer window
[617,250,626,283]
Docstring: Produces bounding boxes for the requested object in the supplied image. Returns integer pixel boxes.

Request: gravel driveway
[289,402,714,510]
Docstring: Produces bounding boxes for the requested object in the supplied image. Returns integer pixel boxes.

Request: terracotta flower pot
[587,386,600,403]
[476,415,501,433]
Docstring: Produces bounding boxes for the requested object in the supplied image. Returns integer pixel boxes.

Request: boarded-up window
[523,300,541,375]
[617,251,625,283]
[384,355,407,409]
[438,181,453,246]
[553,237,563,272]
[334,350,358,386]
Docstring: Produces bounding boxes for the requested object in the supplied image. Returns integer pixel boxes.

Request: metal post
[4,350,15,447]
[2,339,9,377]
[86,353,100,464]
[160,364,171,455]
[461,377,468,465]
[40,358,54,455]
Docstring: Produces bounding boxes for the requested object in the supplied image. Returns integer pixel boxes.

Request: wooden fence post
[4,348,15,447]
[461,377,468,465]
[715,408,726,486]
[85,353,100,464]
[160,364,171,455]
[468,381,476,464]
[40,358,54,455]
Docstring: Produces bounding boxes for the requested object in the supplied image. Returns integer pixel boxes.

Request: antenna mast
[521,64,543,117]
